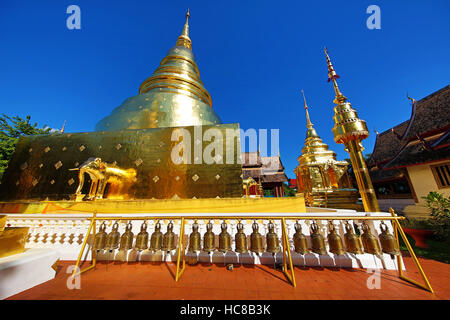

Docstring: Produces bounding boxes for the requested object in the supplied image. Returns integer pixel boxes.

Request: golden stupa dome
[95,10,222,131]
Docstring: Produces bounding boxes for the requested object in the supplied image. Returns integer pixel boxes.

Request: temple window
[431,163,450,189]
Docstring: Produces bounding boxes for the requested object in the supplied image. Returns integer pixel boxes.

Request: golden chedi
[294,90,361,210]
[96,9,221,131]
[0,10,243,203]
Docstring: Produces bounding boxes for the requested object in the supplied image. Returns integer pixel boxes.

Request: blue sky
[0,0,449,178]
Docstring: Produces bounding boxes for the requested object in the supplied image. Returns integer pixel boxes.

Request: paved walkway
[7,256,450,300]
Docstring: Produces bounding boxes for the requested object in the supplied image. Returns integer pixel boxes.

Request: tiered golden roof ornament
[296,90,350,189]
[96,9,221,131]
[324,47,380,212]
[294,91,358,209]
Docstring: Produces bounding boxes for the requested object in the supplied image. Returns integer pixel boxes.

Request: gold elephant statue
[70,157,137,201]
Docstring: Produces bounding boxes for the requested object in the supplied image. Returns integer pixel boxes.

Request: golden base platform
[0,227,29,258]
[0,194,305,214]
[306,190,363,211]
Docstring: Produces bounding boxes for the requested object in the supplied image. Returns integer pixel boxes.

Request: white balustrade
[4,212,404,270]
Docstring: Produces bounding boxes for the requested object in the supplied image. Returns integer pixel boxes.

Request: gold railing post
[71,212,96,278]
[175,218,186,281]
[281,218,296,287]
[389,208,434,293]
[92,211,97,269]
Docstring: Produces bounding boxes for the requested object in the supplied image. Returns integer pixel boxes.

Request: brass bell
[310,221,327,255]
[150,221,163,251]
[343,221,363,254]
[188,221,201,252]
[234,221,248,253]
[203,221,216,252]
[218,221,232,253]
[135,221,149,251]
[379,221,400,256]
[266,221,280,254]
[327,221,345,255]
[361,222,381,255]
[293,221,309,254]
[105,222,120,251]
[93,222,107,251]
[250,221,264,254]
[119,222,134,250]
[162,221,176,252]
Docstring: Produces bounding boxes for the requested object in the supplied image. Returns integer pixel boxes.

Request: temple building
[368,85,450,217]
[241,152,288,197]
[367,121,415,212]
[294,91,362,210]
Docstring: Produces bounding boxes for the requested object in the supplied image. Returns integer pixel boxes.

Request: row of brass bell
[94,219,400,257]
[292,220,400,256]
[93,221,177,252]
[187,220,281,254]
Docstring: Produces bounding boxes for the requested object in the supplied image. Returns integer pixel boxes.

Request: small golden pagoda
[294,90,362,210]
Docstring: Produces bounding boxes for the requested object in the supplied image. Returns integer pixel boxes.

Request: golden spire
[96,9,220,131]
[302,89,313,129]
[176,9,192,49]
[324,47,379,212]
[324,47,347,104]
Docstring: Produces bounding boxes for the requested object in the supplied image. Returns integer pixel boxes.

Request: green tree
[283,182,297,197]
[0,114,51,178]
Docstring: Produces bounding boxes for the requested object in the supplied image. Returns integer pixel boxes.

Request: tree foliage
[0,114,51,177]
[424,191,450,241]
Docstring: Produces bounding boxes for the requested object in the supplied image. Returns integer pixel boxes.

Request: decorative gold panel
[0,124,243,201]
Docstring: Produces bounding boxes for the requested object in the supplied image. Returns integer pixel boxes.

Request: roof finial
[176,9,192,49]
[374,127,379,135]
[302,89,313,129]
[406,92,416,105]
[324,47,347,104]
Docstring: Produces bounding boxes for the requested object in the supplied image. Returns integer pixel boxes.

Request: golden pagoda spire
[324,47,379,212]
[95,10,221,131]
[302,89,313,129]
[324,47,347,104]
[176,9,192,49]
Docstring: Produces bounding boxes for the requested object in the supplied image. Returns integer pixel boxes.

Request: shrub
[423,191,450,241]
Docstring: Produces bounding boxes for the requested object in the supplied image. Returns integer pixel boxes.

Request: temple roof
[240,152,288,183]
[242,168,262,179]
[261,172,289,183]
[401,85,450,140]
[384,131,450,169]
[240,152,261,167]
[369,85,450,170]
[367,120,409,166]
[261,156,285,172]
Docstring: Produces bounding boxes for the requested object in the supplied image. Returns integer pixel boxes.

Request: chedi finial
[302,89,313,129]
[324,47,347,104]
[176,9,192,49]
